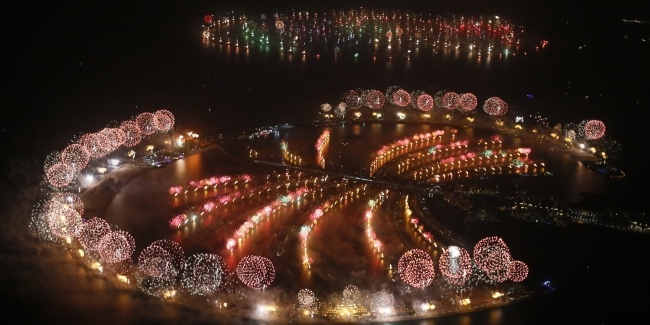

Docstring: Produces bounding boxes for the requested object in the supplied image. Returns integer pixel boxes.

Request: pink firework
[365,89,385,110]
[416,93,434,111]
[120,120,142,147]
[149,239,185,269]
[80,132,109,159]
[45,203,82,239]
[508,260,529,282]
[135,112,157,136]
[99,128,120,152]
[439,246,473,286]
[154,109,175,132]
[442,92,461,110]
[74,217,111,252]
[47,192,84,216]
[236,255,275,290]
[583,120,606,140]
[458,93,478,112]
[138,245,178,281]
[45,162,75,188]
[61,144,90,172]
[398,249,436,288]
[98,230,136,264]
[473,236,512,283]
[483,97,508,116]
[392,89,411,107]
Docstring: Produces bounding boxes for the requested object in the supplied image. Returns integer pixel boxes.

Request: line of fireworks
[44,110,175,189]
[227,187,311,251]
[394,140,471,176]
[168,173,253,195]
[315,129,330,169]
[365,191,389,258]
[299,185,367,268]
[403,195,435,246]
[370,130,445,176]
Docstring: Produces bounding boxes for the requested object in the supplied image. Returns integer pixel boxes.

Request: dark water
[3,1,650,324]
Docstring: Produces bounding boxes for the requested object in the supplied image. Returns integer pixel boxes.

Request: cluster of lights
[203,9,537,61]
[227,187,310,251]
[168,173,252,195]
[315,129,330,168]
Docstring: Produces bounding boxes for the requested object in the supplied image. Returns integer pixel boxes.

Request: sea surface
[3,1,650,324]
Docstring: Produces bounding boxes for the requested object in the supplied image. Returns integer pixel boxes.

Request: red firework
[439,246,473,286]
[74,217,111,252]
[45,162,75,188]
[398,249,436,288]
[365,90,386,110]
[473,236,512,283]
[80,132,109,159]
[442,92,461,110]
[508,260,529,282]
[98,230,136,264]
[583,120,606,140]
[120,120,143,147]
[416,94,434,111]
[154,109,175,132]
[236,255,275,290]
[458,93,478,112]
[392,89,411,107]
[136,112,157,136]
[483,97,508,116]
[61,143,89,172]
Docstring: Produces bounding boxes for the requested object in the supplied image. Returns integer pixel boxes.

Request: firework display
[442,92,461,110]
[458,93,478,112]
[342,284,362,305]
[135,112,158,136]
[31,84,628,321]
[473,236,512,283]
[298,288,319,309]
[370,290,395,316]
[365,89,386,110]
[45,162,75,188]
[120,120,143,147]
[154,109,175,132]
[392,89,411,107]
[181,253,224,295]
[416,93,434,111]
[582,119,606,140]
[98,230,136,264]
[508,260,529,282]
[483,97,508,116]
[61,143,90,172]
[439,246,473,286]
[45,202,82,239]
[138,245,178,281]
[398,249,436,288]
[236,255,275,290]
[204,9,539,63]
[74,217,111,252]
